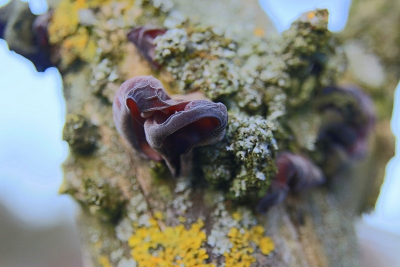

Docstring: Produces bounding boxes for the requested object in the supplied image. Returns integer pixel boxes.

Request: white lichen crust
[199,112,277,201]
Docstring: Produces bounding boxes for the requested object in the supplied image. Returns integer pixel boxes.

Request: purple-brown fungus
[127,26,167,70]
[258,152,325,212]
[145,99,228,176]
[113,76,228,177]
[317,86,375,159]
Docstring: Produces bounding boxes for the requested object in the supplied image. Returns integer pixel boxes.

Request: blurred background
[0,0,399,266]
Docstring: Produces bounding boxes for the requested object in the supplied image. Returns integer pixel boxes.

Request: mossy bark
[2,0,396,266]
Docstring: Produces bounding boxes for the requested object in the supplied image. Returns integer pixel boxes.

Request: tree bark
[2,0,396,266]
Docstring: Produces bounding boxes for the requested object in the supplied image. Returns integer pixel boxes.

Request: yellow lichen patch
[48,0,80,44]
[154,211,164,220]
[49,0,134,67]
[232,211,242,221]
[249,226,275,255]
[307,11,316,20]
[224,225,274,267]
[253,27,265,37]
[49,0,130,43]
[59,27,96,66]
[98,255,112,267]
[128,219,215,267]
[178,216,186,223]
[258,236,274,255]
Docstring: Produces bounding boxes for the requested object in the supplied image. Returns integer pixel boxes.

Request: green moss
[82,177,126,222]
[63,114,99,154]
[149,161,170,180]
[315,89,368,127]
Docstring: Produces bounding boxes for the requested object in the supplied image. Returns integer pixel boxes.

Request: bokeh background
[0,0,399,266]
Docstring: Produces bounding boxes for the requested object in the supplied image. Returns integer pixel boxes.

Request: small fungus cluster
[118,3,374,209]
[113,75,228,177]
[258,152,325,212]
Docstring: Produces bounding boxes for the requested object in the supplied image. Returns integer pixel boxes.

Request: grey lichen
[153,9,345,115]
[146,8,347,202]
[199,112,277,201]
[154,26,240,99]
[207,193,258,255]
[278,10,346,108]
[63,113,99,154]
[81,177,126,222]
[88,3,133,102]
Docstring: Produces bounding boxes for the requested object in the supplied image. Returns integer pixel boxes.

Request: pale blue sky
[0,39,76,227]
[260,0,352,32]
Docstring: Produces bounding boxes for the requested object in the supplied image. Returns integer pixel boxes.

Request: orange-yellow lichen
[307,11,316,19]
[98,255,112,267]
[224,224,274,267]
[49,0,130,42]
[126,209,274,267]
[128,218,215,267]
[59,27,96,66]
[178,216,186,223]
[48,0,132,67]
[154,211,164,220]
[232,211,242,221]
[48,0,80,44]
[253,27,265,37]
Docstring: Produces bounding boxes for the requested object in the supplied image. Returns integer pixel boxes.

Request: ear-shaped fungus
[257,152,325,212]
[317,86,375,159]
[145,100,228,177]
[127,26,167,70]
[113,76,228,177]
[113,76,165,161]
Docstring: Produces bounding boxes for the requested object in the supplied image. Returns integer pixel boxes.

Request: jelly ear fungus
[316,86,375,159]
[127,26,167,70]
[113,76,228,177]
[258,152,326,212]
[145,100,228,177]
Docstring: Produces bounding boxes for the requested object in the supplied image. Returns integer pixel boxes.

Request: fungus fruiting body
[258,152,325,212]
[113,76,228,176]
[127,26,167,70]
[145,99,228,176]
[316,86,376,164]
[115,14,375,210]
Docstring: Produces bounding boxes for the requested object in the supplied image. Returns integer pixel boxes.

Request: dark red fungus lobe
[33,11,52,49]
[127,26,167,70]
[4,10,54,72]
[317,86,375,159]
[113,76,228,177]
[258,152,325,213]
[145,100,228,177]
[113,76,172,161]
